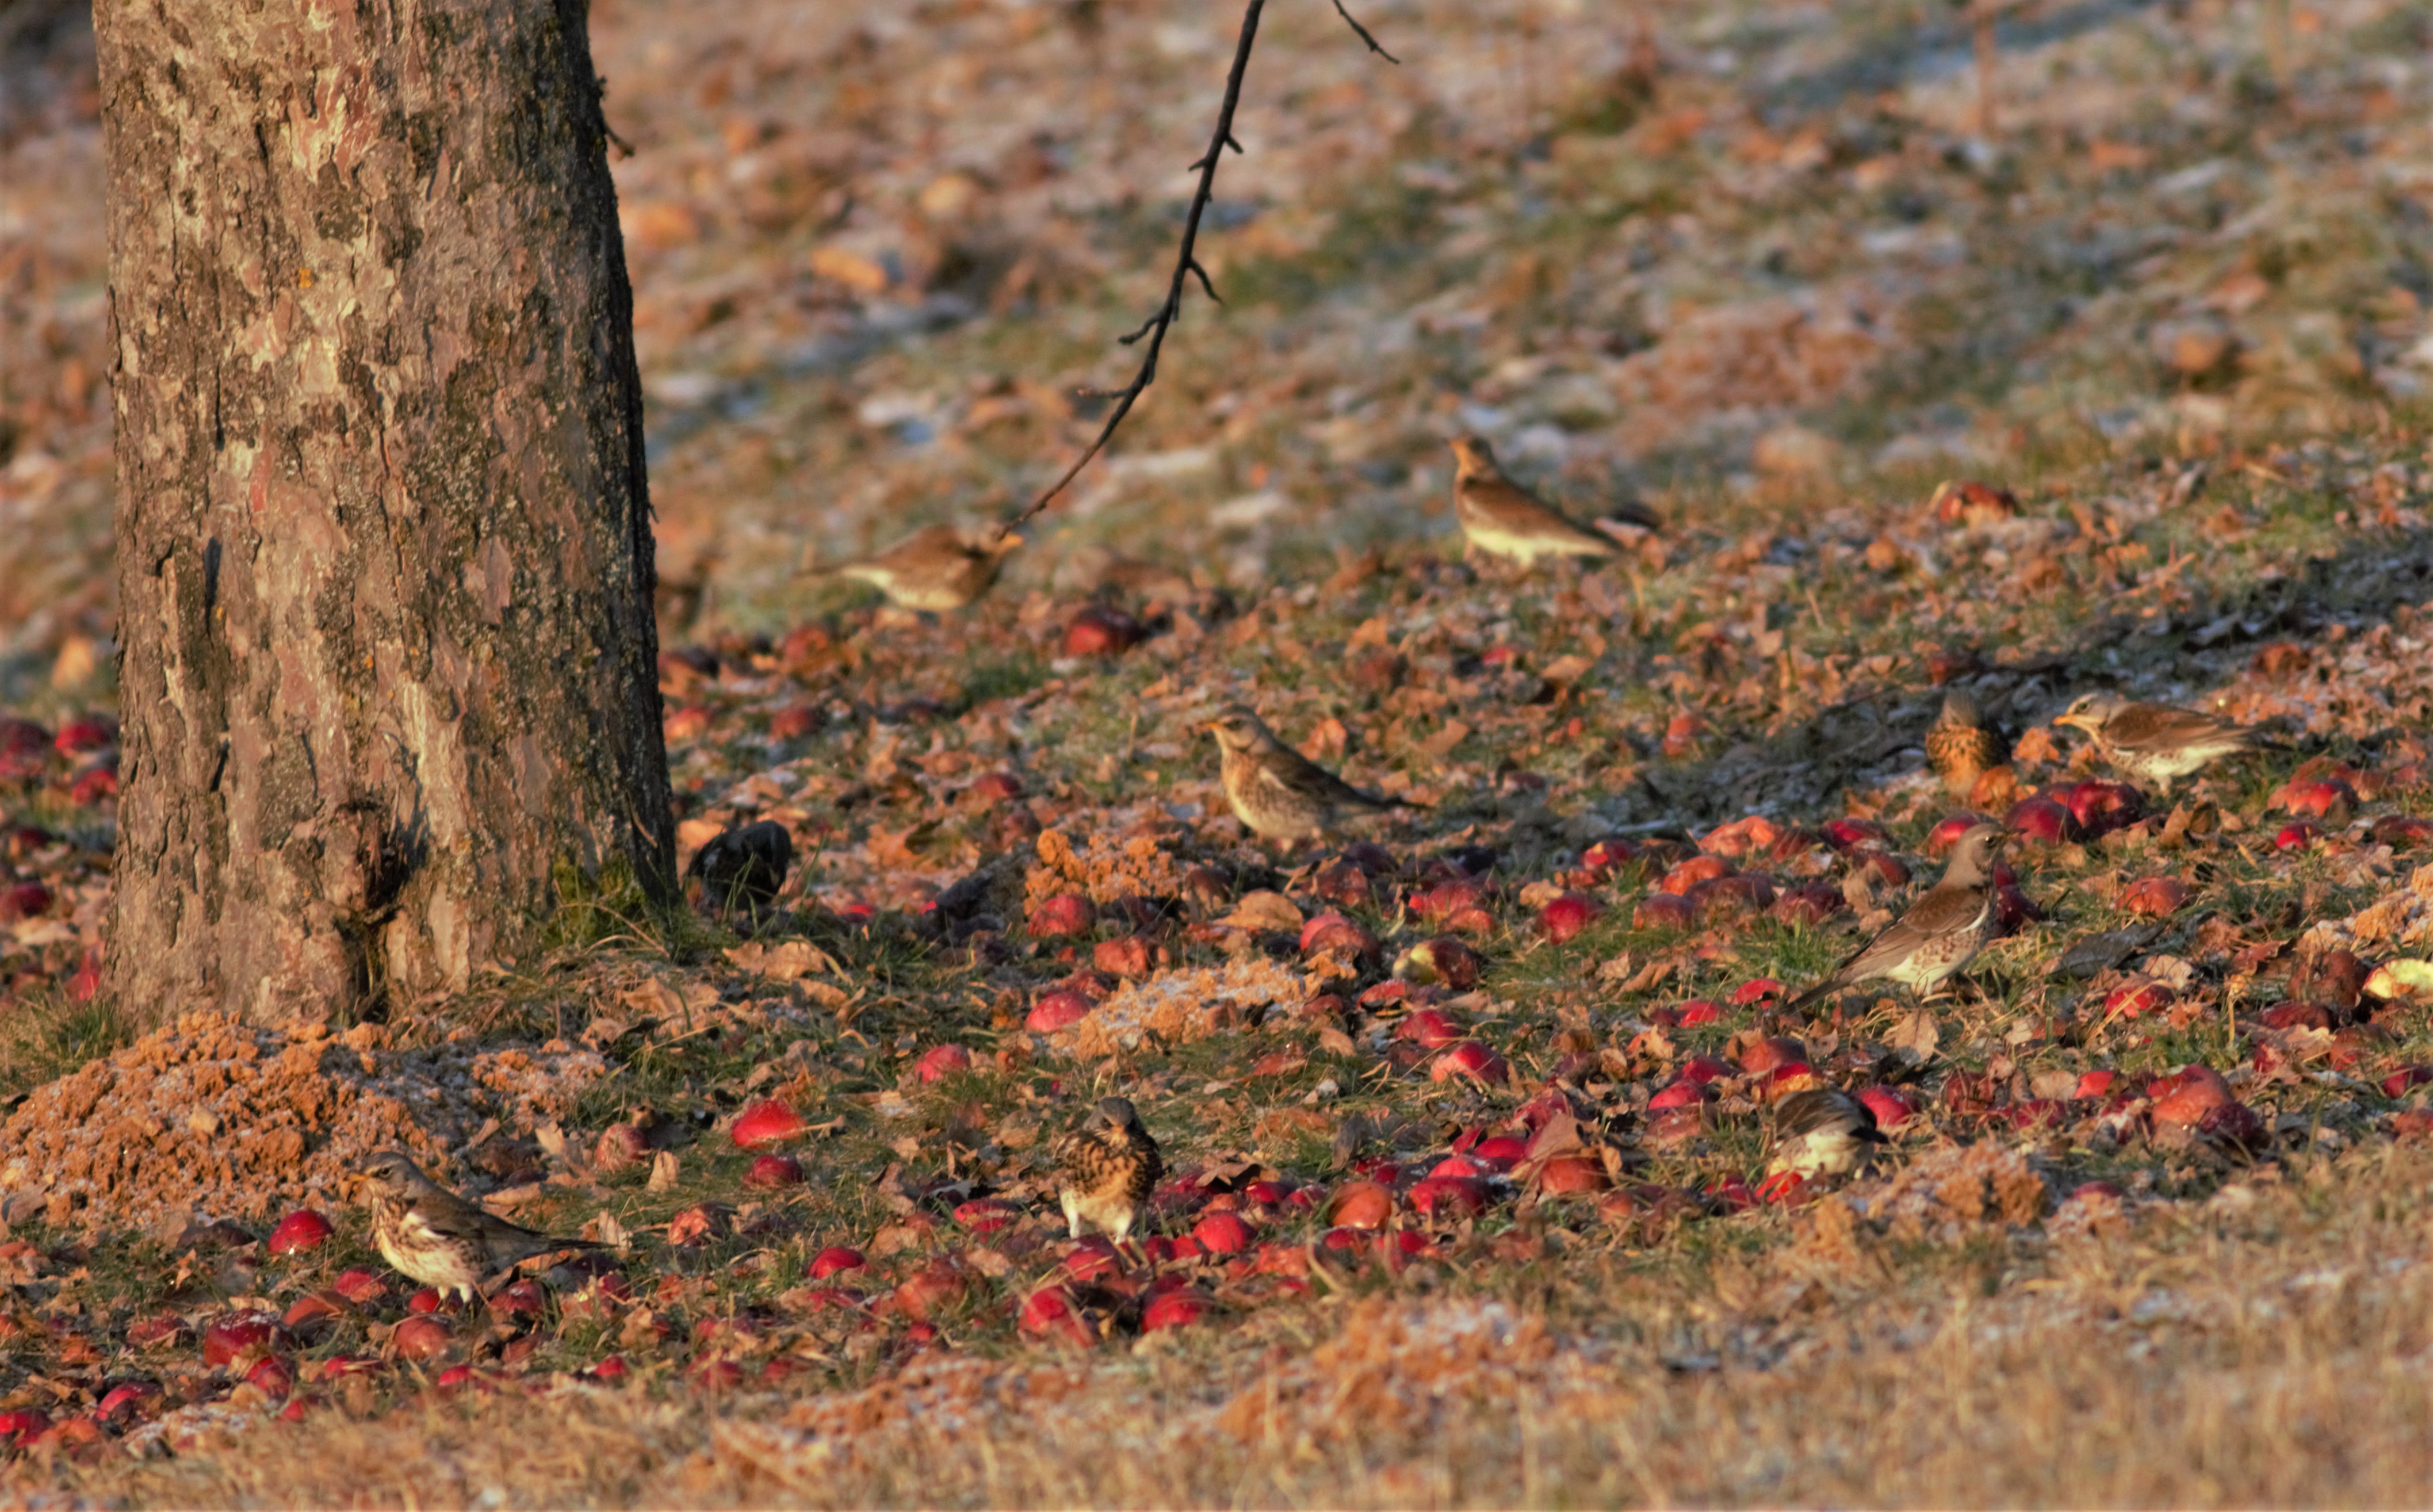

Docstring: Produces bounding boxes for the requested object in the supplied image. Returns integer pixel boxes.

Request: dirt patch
[1050,956,1315,1058]
[0,1011,605,1232]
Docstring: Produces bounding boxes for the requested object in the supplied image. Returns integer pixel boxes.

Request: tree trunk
[94,0,674,1021]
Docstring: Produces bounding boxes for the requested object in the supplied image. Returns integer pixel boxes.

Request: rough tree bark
[94,0,674,1021]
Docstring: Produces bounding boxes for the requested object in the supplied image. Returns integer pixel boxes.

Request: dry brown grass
[62,1140,2433,1508]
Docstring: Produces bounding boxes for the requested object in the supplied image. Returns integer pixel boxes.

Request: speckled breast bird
[357,1151,596,1304]
[1448,435,1659,566]
[1206,706,1420,842]
[811,524,1022,612]
[1787,822,2007,1012]
[2054,692,2260,792]
[686,819,794,916]
[1926,688,2009,800]
[1052,1097,1163,1244]
[1768,1088,1888,1180]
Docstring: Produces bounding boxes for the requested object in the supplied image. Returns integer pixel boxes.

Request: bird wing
[1835,884,1987,980]
[1253,747,1388,809]
[1459,477,1613,548]
[2107,705,2250,754]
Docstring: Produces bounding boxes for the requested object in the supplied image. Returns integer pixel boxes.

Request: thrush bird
[807,524,1021,612]
[1925,688,2009,800]
[686,819,794,917]
[1768,1088,1888,1180]
[1051,1097,1162,1245]
[1788,822,2007,1012]
[1448,435,1659,566]
[357,1151,596,1304]
[2054,692,2260,792]
[1206,705,1420,842]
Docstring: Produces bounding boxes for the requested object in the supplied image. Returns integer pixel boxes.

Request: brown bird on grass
[1448,435,1659,566]
[1768,1088,1888,1180]
[357,1151,597,1304]
[2054,692,2262,793]
[1206,705,1421,842]
[1052,1097,1163,1245]
[1926,688,2009,800]
[807,524,1022,612]
[1787,822,2009,1012]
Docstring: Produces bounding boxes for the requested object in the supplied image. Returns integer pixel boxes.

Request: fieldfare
[1787,822,2007,1012]
[357,1151,596,1304]
[1052,1097,1163,1245]
[1206,705,1420,843]
[1448,435,1658,566]
[2054,692,2260,792]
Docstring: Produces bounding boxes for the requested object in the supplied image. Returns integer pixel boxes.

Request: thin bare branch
[1004,0,1394,532]
[1330,0,1400,63]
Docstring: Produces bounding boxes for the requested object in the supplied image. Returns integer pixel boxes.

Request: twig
[1331,0,1401,63]
[1005,0,1396,531]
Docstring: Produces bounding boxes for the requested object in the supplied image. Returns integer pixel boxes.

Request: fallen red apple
[808,1246,868,1282]
[1578,837,1639,876]
[893,1258,969,1322]
[1732,978,1785,1005]
[1822,817,1891,852]
[1470,1135,1529,1172]
[1027,893,1096,938]
[0,880,53,921]
[1405,1174,1489,1221]
[1019,1284,1098,1346]
[1647,1080,1709,1111]
[0,1410,50,1442]
[2382,1066,2433,1098]
[1536,1152,1610,1193]
[731,1098,807,1150]
[246,1355,296,1399]
[1397,936,1483,989]
[1857,1085,1918,1130]
[201,1312,282,1368]
[1410,878,1492,924]
[745,1154,804,1189]
[266,1209,333,1255]
[2149,1065,2234,1125]
[1300,912,1382,962]
[1139,1286,1213,1332]
[1325,1180,1395,1230]
[1736,1036,1808,1075]
[1092,935,1153,978]
[1679,1054,1734,1083]
[1192,1211,1256,1255]
[1064,606,1145,657]
[391,1315,453,1361]
[2274,821,2321,851]
[2261,1002,2334,1031]
[1677,1000,1722,1027]
[2102,978,2172,1019]
[2061,780,2145,838]
[1397,1009,1466,1048]
[1925,812,1991,855]
[1430,1041,1509,1085]
[2280,778,2358,821]
[332,1269,387,1304]
[1689,872,1775,921]
[2004,795,2082,845]
[1769,882,1843,926]
[953,1198,1019,1232]
[915,1043,973,1083]
[1633,893,1694,930]
[1539,892,1605,943]
[1025,989,1094,1032]
[1658,855,1734,895]
[2119,876,2189,917]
